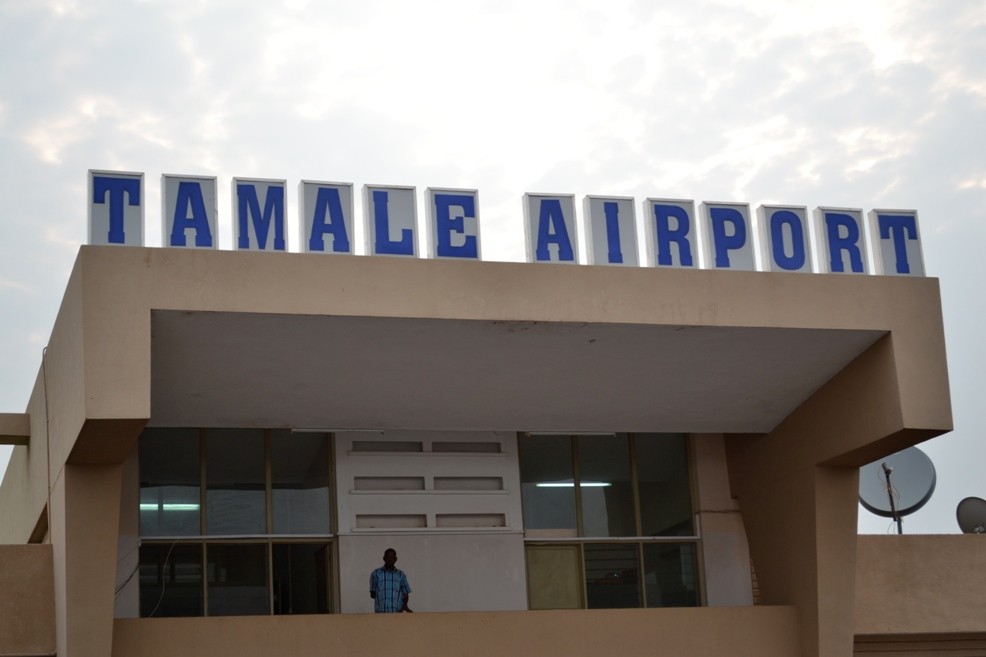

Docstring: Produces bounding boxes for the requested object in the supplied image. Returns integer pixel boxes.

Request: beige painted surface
[50,464,124,657]
[0,413,30,445]
[855,535,986,635]
[112,606,801,657]
[0,246,955,657]
[692,433,753,606]
[67,245,949,437]
[726,328,952,657]
[0,373,51,544]
[338,533,528,613]
[0,544,55,657]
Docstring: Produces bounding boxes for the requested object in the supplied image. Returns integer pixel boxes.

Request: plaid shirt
[370,566,411,613]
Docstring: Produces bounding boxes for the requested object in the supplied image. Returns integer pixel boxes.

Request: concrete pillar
[692,433,753,606]
[734,464,858,657]
[726,337,915,657]
[51,463,123,657]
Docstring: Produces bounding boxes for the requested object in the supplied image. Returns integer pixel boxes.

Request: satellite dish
[859,447,936,532]
[956,497,986,534]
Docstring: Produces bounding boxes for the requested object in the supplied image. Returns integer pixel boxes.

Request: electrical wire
[148,542,179,617]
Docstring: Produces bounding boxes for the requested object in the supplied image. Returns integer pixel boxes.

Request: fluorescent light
[140,503,200,511]
[535,482,611,488]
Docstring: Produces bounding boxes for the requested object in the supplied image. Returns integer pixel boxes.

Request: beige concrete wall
[112,606,801,657]
[339,533,528,613]
[67,246,950,443]
[855,535,986,636]
[0,372,49,544]
[0,246,954,657]
[0,544,55,657]
[50,464,124,657]
[692,433,753,606]
[726,328,951,657]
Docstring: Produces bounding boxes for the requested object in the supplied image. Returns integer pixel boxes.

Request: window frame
[137,428,337,616]
[519,432,702,609]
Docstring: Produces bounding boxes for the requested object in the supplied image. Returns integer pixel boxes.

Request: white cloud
[0,0,984,532]
[0,278,32,292]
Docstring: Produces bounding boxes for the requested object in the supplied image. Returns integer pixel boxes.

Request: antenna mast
[882,462,902,535]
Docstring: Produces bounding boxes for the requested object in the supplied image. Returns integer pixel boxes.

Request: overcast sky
[1,0,983,533]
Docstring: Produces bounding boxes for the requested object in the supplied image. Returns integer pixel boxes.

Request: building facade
[0,244,976,657]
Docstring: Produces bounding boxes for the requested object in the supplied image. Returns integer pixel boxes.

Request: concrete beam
[0,413,30,446]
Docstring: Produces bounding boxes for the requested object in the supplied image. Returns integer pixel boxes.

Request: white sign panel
[524,193,578,264]
[643,198,698,268]
[583,195,638,266]
[700,202,756,271]
[300,181,354,255]
[233,177,287,251]
[364,185,418,258]
[162,174,217,249]
[88,169,144,246]
[757,205,812,273]
[814,207,869,274]
[425,188,481,260]
[868,209,925,276]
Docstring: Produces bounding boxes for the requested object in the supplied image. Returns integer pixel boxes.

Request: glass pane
[525,544,583,610]
[519,435,577,535]
[271,430,330,534]
[206,429,266,535]
[578,434,635,537]
[643,542,699,607]
[139,428,201,537]
[584,543,640,608]
[636,433,694,536]
[139,543,203,617]
[272,543,330,614]
[206,543,269,616]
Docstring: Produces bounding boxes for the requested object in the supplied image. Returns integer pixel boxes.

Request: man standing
[369,548,412,613]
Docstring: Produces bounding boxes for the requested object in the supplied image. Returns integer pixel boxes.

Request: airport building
[0,243,982,657]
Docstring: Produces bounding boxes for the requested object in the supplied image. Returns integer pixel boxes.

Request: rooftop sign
[87,169,926,276]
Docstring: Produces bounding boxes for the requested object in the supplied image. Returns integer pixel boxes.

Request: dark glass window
[519,433,698,610]
[137,427,334,617]
[578,435,635,537]
[637,433,694,536]
[584,543,641,609]
[206,429,266,535]
[272,543,331,614]
[139,428,201,537]
[643,542,699,607]
[519,435,577,534]
[271,431,330,535]
[139,543,203,617]
[206,544,269,616]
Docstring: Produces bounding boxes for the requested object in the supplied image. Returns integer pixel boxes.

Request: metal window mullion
[201,542,209,617]
[265,430,275,615]
[265,429,273,534]
[684,434,706,606]
[572,435,584,537]
[686,433,700,539]
[629,433,643,537]
[199,429,209,617]
[572,436,588,608]
[199,429,207,536]
[328,432,337,535]
[328,433,338,613]
[267,540,275,615]
[578,541,588,609]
